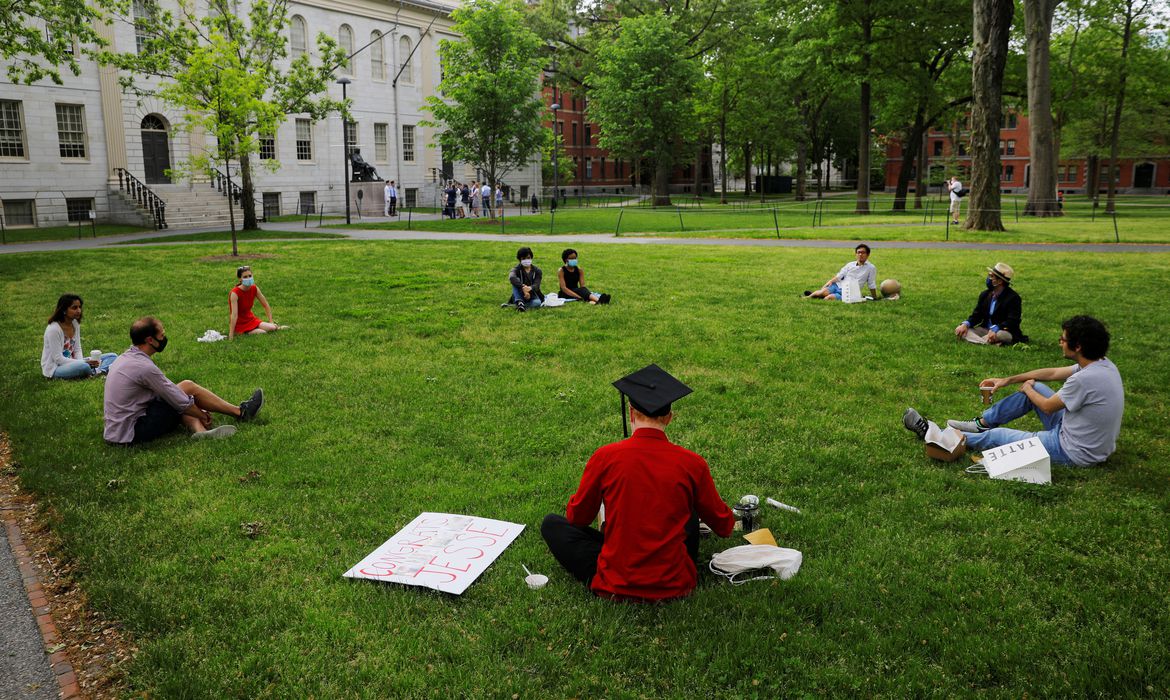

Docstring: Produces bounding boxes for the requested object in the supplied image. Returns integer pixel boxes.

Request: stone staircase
[150,182,243,230]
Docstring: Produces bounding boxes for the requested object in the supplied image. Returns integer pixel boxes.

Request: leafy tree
[541,132,574,193]
[423,0,547,216]
[1,0,113,85]
[103,0,346,245]
[1023,0,1063,217]
[587,13,702,205]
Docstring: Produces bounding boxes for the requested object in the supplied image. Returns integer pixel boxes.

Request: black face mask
[152,335,168,353]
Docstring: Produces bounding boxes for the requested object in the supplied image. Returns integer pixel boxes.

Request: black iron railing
[114,168,167,229]
[210,167,266,222]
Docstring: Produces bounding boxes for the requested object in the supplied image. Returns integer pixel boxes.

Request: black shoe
[239,388,264,421]
[598,293,611,304]
[516,301,526,313]
[902,407,928,441]
[803,290,813,297]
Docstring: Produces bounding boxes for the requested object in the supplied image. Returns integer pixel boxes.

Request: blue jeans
[511,288,542,308]
[51,352,117,379]
[963,382,1072,464]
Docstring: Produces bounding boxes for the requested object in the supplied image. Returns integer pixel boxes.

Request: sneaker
[238,388,264,421]
[192,425,237,440]
[516,301,526,313]
[902,407,929,441]
[598,293,611,304]
[946,418,988,433]
[803,290,813,297]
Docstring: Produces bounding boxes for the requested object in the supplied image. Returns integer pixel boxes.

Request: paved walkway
[0,516,59,699]
[1,218,1168,255]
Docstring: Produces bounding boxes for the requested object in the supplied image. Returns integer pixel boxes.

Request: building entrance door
[141,115,172,184]
[1134,162,1155,189]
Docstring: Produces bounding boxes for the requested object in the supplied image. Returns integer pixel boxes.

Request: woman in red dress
[229,266,288,340]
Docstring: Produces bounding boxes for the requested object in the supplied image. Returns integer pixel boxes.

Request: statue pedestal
[350,181,386,217]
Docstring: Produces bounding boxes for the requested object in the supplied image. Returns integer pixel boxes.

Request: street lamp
[550,102,560,210]
[337,76,352,224]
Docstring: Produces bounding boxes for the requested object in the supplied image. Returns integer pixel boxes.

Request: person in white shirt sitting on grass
[804,243,878,301]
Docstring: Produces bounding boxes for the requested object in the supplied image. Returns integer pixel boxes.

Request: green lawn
[116,230,347,244]
[339,194,1170,244]
[0,223,155,244]
[0,241,1167,697]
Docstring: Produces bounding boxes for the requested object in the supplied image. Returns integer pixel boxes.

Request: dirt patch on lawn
[0,434,137,699]
[197,252,279,263]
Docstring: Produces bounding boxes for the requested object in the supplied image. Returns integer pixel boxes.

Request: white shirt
[384,184,397,198]
[836,261,877,291]
[41,320,83,378]
[949,180,962,202]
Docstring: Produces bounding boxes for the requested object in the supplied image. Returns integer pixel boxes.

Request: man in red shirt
[541,364,737,601]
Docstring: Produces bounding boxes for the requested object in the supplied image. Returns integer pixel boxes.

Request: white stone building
[0,0,542,229]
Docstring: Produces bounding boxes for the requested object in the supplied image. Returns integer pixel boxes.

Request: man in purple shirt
[103,317,264,445]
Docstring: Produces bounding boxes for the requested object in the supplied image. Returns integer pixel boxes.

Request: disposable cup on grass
[522,564,548,590]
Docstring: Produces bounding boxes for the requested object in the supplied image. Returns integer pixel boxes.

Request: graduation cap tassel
[621,393,629,438]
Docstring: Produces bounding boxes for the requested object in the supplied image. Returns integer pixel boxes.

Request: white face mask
[520,259,533,267]
[709,544,802,584]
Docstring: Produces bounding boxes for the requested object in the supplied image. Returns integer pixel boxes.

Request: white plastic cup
[91,349,101,358]
[525,574,548,590]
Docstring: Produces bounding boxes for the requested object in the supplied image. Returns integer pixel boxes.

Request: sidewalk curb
[1,510,82,699]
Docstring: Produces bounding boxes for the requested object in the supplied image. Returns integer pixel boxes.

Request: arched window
[399,36,413,84]
[371,31,384,81]
[140,114,167,131]
[290,16,307,59]
[339,25,354,74]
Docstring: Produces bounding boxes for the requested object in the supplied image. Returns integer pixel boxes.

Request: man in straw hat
[954,262,1028,345]
[541,364,736,601]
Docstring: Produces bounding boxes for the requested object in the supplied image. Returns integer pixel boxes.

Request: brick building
[884,113,1170,194]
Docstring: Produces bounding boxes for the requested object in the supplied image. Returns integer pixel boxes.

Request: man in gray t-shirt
[904,315,1124,466]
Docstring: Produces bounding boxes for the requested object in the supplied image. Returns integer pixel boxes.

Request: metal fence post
[614,208,624,237]
[772,207,780,239]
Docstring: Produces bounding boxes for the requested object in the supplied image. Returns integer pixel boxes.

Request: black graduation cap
[613,364,693,437]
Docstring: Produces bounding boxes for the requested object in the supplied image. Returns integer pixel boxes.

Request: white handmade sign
[344,513,525,595]
[839,278,864,304]
[981,437,1051,485]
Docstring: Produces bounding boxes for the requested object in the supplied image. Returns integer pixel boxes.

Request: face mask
[567,259,578,268]
[986,276,994,289]
[152,336,168,353]
[241,277,254,288]
[521,259,533,268]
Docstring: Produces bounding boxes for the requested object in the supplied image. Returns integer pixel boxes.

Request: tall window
[571,122,578,145]
[0,100,27,158]
[933,140,943,156]
[259,133,275,160]
[399,36,413,84]
[290,16,307,59]
[132,0,153,54]
[374,123,388,161]
[56,104,87,159]
[2,200,35,226]
[600,157,606,179]
[345,121,357,155]
[1003,165,1015,182]
[338,25,354,73]
[1005,139,1016,155]
[402,125,415,162]
[295,118,312,161]
[371,31,385,81]
[584,125,591,146]
[67,198,94,222]
[585,157,592,180]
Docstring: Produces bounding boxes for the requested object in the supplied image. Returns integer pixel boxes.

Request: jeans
[51,352,117,379]
[511,287,542,308]
[962,382,1072,464]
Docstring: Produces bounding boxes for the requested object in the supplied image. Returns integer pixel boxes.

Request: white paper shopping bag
[839,278,864,303]
[981,437,1051,484]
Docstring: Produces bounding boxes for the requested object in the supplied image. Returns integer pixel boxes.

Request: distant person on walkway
[41,294,118,379]
[230,266,288,340]
[541,364,736,601]
[507,246,544,312]
[954,262,1027,345]
[104,317,264,444]
[481,182,492,216]
[444,182,457,219]
[495,184,504,217]
[384,180,398,217]
[558,249,610,305]
[804,243,877,300]
[471,181,483,217]
[949,176,963,224]
[904,316,1123,467]
[460,182,471,218]
[531,193,540,213]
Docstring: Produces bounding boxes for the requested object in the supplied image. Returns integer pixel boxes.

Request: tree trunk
[1105,1,1136,214]
[761,147,770,203]
[892,113,926,211]
[966,0,1014,231]
[742,143,752,197]
[914,128,928,210]
[1023,0,1061,217]
[239,155,259,230]
[719,125,728,205]
[795,140,807,201]
[693,145,702,196]
[653,159,672,207]
[855,7,872,214]
[1086,153,1099,198]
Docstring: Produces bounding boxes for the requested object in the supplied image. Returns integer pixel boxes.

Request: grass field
[339,194,1170,244]
[0,223,155,244]
[117,230,347,244]
[1,240,1167,697]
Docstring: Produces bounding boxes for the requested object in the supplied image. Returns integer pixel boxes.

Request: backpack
[956,187,968,198]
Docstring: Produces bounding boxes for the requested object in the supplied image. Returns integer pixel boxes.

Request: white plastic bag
[709,544,802,584]
[197,329,227,343]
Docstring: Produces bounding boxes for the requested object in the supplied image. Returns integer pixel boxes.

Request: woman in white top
[40,294,118,379]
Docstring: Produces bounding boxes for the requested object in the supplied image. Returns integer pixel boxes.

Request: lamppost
[550,102,560,210]
[337,76,352,224]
